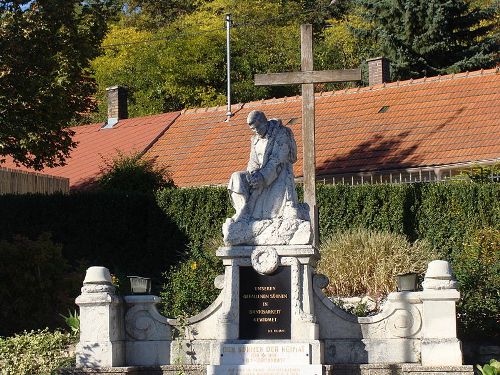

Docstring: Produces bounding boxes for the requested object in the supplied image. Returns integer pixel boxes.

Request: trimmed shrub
[317,228,437,298]
[0,328,74,374]
[0,192,186,290]
[453,227,499,339]
[161,237,224,317]
[156,187,232,249]
[0,234,78,337]
[416,182,500,258]
[318,183,416,239]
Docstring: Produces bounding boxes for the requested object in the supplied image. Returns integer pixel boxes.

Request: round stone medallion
[251,247,279,275]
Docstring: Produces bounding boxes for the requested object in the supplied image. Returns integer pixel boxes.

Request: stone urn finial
[81,266,115,294]
[422,260,457,290]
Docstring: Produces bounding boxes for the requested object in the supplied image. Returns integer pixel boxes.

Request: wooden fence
[0,167,69,195]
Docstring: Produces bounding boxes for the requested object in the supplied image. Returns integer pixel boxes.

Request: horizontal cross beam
[255,69,361,86]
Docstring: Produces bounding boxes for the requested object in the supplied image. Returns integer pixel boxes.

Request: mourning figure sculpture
[223,110,312,246]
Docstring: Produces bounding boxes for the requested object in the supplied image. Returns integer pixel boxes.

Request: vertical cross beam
[300,24,319,247]
[254,25,361,248]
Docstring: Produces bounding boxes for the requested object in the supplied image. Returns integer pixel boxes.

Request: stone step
[59,364,474,375]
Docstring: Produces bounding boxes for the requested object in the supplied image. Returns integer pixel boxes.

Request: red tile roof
[4,68,499,189]
[146,68,500,187]
[3,112,179,189]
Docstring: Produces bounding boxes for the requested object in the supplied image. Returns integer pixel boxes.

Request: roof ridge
[325,67,499,97]
[182,103,244,114]
[238,67,499,107]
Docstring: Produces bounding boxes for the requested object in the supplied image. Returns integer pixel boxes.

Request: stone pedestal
[216,245,320,341]
[208,245,323,374]
[76,267,125,367]
[421,261,462,366]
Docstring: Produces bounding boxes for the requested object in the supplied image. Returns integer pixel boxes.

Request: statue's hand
[249,171,264,189]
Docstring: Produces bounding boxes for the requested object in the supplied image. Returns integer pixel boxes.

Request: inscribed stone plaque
[239,266,291,339]
[220,343,310,365]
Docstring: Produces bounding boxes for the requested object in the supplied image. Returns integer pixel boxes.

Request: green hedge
[0,192,186,290]
[0,182,498,339]
[155,187,232,249]
[318,182,499,258]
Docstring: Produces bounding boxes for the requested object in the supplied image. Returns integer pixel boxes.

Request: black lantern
[396,272,418,291]
[127,276,151,294]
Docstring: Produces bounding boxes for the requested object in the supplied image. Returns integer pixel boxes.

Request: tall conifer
[356,0,498,79]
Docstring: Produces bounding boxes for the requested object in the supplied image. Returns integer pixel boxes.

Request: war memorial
[68,25,474,375]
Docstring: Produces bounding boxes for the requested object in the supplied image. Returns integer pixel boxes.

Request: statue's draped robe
[228,119,299,220]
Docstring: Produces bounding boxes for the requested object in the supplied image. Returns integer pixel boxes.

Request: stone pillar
[217,258,240,339]
[421,260,463,366]
[76,266,125,367]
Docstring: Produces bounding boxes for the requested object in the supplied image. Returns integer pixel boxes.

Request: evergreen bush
[156,186,232,249]
[453,227,499,340]
[0,328,74,374]
[0,234,78,337]
[0,192,185,290]
[160,237,224,317]
[317,228,437,298]
[97,151,174,194]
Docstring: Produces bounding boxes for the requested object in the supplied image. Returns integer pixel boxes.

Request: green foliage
[0,0,116,169]
[317,183,416,239]
[455,164,500,183]
[0,328,74,375]
[89,0,319,119]
[0,234,77,337]
[160,237,224,317]
[0,192,186,298]
[477,359,500,375]
[416,183,500,258]
[318,228,437,298]
[97,151,174,193]
[354,0,498,80]
[453,228,499,339]
[59,310,80,337]
[156,186,232,249]
[120,0,209,28]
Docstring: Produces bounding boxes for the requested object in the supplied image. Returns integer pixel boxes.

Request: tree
[119,0,210,29]
[355,0,498,80]
[0,0,116,170]
[90,0,306,118]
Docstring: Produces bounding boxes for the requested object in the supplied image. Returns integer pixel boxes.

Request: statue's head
[247,110,268,138]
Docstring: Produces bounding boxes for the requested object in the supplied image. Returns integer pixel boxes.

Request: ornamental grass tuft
[318,228,437,298]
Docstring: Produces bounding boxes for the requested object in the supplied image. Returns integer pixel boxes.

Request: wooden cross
[254,24,361,247]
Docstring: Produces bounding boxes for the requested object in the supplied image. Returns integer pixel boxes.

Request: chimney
[105,86,128,128]
[367,57,390,86]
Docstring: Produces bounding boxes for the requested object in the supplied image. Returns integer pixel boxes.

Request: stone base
[59,365,204,375]
[222,217,312,246]
[324,339,420,364]
[126,341,170,366]
[216,341,323,365]
[421,339,462,366]
[76,341,125,368]
[59,364,474,375]
[327,364,474,375]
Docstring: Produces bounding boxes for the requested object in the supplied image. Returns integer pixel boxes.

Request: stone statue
[223,110,311,246]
